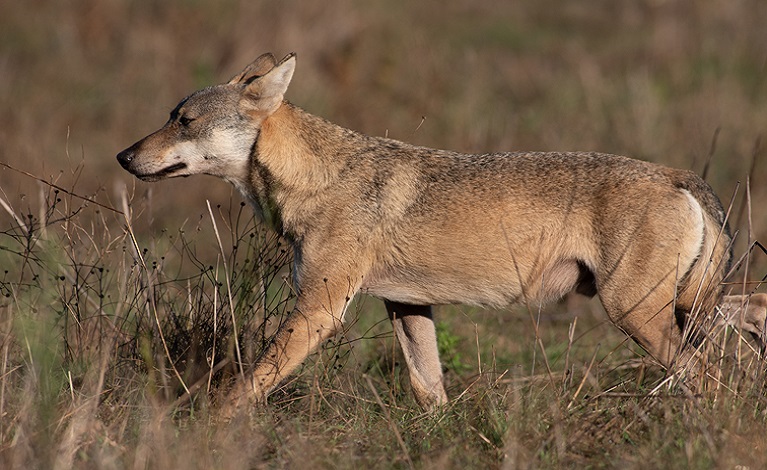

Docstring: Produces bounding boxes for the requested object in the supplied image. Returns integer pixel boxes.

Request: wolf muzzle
[116,146,135,170]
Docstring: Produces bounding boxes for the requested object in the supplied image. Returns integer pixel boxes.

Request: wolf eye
[179,116,195,126]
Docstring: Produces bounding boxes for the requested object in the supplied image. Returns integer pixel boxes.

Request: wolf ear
[227,53,278,85]
[242,53,296,113]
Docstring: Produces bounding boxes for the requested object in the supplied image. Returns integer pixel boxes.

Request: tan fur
[719,294,767,344]
[117,53,766,410]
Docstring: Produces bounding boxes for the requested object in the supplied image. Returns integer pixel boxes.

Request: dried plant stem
[207,200,245,381]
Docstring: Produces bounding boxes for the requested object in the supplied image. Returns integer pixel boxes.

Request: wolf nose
[116,149,134,169]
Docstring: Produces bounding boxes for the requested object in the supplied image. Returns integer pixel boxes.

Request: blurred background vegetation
[1,0,766,468]
[2,0,766,240]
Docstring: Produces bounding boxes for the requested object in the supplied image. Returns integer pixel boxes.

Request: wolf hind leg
[718,293,767,347]
[598,264,686,368]
[385,301,448,410]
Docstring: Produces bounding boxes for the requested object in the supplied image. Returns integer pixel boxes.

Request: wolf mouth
[136,162,188,181]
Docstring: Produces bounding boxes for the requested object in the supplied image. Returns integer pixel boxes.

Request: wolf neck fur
[247,102,359,236]
[256,103,354,191]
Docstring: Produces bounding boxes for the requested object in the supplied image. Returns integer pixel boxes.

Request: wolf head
[116,52,296,184]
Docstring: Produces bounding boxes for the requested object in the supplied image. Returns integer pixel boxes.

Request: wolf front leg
[228,271,359,409]
[385,301,448,410]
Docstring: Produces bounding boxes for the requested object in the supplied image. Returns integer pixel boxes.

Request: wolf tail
[671,169,732,319]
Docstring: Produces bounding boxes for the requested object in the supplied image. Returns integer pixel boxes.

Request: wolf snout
[116,148,135,170]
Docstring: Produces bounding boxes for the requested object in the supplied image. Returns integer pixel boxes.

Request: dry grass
[1,0,767,468]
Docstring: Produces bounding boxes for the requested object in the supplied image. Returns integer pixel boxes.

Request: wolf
[117,52,766,410]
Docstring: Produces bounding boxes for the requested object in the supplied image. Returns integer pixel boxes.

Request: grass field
[1,0,767,468]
